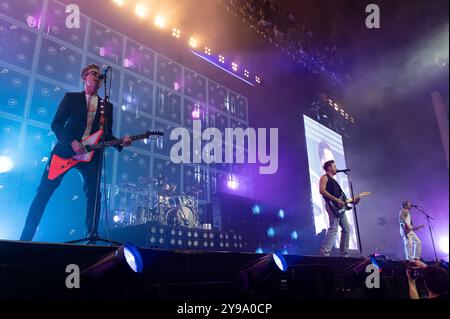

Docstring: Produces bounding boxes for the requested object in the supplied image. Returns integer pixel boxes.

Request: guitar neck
[86,133,148,151]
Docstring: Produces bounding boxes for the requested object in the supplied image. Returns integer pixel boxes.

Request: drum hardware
[111,176,202,228]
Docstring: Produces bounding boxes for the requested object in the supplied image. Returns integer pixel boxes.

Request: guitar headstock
[144,130,164,138]
[359,192,371,197]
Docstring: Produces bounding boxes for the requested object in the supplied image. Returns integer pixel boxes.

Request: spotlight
[219,55,225,63]
[0,155,13,173]
[274,249,288,266]
[244,69,250,78]
[255,76,261,84]
[113,215,120,223]
[290,230,298,240]
[231,62,238,72]
[204,47,211,55]
[239,251,288,295]
[439,237,449,255]
[277,209,285,219]
[227,175,239,189]
[135,4,147,18]
[189,37,198,48]
[154,15,166,28]
[81,243,144,282]
[266,227,275,238]
[172,28,181,38]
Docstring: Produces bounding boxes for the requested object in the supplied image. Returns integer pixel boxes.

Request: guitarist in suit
[20,64,132,241]
[319,160,360,257]
[399,200,422,260]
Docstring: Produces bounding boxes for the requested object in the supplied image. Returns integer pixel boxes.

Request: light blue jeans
[320,202,350,257]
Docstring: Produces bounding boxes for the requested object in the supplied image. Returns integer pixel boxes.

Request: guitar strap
[99,99,105,132]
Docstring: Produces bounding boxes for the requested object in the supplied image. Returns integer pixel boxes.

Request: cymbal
[116,182,137,190]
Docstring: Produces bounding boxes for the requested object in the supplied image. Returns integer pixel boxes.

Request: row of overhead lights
[112,0,262,85]
[321,94,355,124]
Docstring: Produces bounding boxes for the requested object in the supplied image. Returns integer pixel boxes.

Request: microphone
[97,66,111,80]
[336,169,351,173]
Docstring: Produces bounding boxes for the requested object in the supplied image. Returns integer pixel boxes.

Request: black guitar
[328,192,370,217]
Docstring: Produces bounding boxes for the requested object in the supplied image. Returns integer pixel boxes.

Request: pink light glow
[26,16,37,28]
[124,58,132,68]
[99,47,107,57]
[191,107,200,119]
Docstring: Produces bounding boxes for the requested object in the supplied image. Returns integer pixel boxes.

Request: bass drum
[165,205,197,228]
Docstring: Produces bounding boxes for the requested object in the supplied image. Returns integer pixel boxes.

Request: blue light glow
[123,243,144,273]
[267,227,275,238]
[0,155,13,173]
[252,204,261,215]
[291,230,298,240]
[272,251,288,272]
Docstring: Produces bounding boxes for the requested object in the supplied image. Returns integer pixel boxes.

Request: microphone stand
[412,206,438,262]
[67,69,121,246]
[344,171,363,257]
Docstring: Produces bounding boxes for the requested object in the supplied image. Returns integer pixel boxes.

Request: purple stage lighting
[26,15,37,28]
[267,227,275,238]
[227,175,239,190]
[439,236,449,256]
[99,47,107,57]
[124,58,132,68]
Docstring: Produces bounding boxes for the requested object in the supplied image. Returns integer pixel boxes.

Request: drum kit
[111,175,202,228]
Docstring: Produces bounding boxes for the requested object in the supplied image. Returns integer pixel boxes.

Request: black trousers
[20,153,102,241]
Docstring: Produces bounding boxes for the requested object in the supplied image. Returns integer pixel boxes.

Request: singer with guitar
[399,200,423,260]
[319,160,369,257]
[20,64,133,241]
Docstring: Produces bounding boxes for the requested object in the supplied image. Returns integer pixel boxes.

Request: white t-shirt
[82,94,98,139]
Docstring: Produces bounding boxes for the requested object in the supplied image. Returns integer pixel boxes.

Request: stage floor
[0,240,409,299]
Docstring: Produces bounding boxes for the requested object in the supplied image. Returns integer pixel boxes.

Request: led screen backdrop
[304,115,358,250]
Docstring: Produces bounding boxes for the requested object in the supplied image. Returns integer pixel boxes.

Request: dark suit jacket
[51,91,121,158]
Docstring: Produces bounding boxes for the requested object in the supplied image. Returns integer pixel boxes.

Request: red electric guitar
[48,130,163,180]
